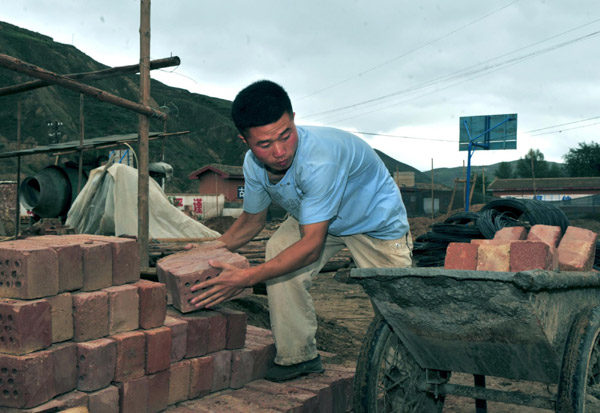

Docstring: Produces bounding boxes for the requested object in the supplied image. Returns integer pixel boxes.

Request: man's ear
[238,134,247,145]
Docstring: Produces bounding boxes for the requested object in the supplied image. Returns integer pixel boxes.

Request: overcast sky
[2,0,600,172]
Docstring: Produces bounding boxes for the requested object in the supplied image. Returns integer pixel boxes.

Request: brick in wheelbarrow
[24,236,83,293]
[104,284,139,335]
[76,338,116,392]
[72,291,108,342]
[558,226,598,271]
[444,242,478,270]
[0,298,52,355]
[0,350,56,409]
[244,379,320,412]
[65,234,140,285]
[493,226,528,240]
[134,279,167,329]
[474,240,512,272]
[509,240,557,272]
[527,224,563,247]
[0,241,58,299]
[165,250,249,313]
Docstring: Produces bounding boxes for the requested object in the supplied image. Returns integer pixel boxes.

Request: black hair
[231,80,293,135]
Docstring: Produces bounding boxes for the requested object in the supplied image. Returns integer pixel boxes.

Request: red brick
[476,240,512,272]
[198,310,227,354]
[444,242,478,270]
[167,250,248,313]
[311,365,355,413]
[177,311,209,358]
[0,241,58,299]
[50,342,77,396]
[246,325,274,339]
[245,379,319,413]
[527,224,563,247]
[0,298,51,355]
[4,389,87,413]
[0,351,56,408]
[168,360,190,405]
[510,241,556,272]
[117,375,148,413]
[104,284,139,335]
[88,385,119,413]
[215,306,248,350]
[493,226,528,240]
[156,240,226,284]
[46,292,73,343]
[72,291,109,342]
[148,370,169,413]
[229,348,254,389]
[24,237,84,292]
[145,327,172,374]
[558,226,598,271]
[163,315,188,362]
[71,235,140,285]
[76,239,113,292]
[135,279,167,329]
[188,356,214,399]
[76,338,116,392]
[244,334,276,381]
[110,331,146,382]
[211,350,232,392]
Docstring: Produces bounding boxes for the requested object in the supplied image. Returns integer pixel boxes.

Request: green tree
[563,142,600,177]
[494,161,514,179]
[516,149,552,178]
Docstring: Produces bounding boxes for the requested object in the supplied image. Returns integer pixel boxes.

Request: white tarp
[66,163,221,239]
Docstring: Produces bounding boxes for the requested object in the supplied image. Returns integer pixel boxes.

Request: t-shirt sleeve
[298,161,348,225]
[242,157,271,214]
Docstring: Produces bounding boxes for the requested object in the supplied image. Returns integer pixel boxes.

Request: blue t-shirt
[242,126,409,240]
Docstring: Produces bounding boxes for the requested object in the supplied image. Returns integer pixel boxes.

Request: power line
[299,19,600,124]
[525,115,600,133]
[295,0,520,101]
[353,131,456,143]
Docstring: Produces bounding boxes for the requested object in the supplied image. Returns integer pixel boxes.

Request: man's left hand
[189,260,249,309]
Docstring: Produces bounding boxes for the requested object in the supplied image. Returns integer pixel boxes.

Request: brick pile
[445,224,598,272]
[0,234,277,412]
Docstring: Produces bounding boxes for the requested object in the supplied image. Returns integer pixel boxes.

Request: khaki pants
[265,216,413,365]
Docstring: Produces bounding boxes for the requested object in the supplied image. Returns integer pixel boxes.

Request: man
[191,80,411,382]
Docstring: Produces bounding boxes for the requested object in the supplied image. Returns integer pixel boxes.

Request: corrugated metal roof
[488,177,600,191]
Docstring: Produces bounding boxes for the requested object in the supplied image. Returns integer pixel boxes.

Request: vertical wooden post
[77,94,85,194]
[481,166,485,201]
[138,0,151,267]
[15,101,21,238]
[431,158,434,220]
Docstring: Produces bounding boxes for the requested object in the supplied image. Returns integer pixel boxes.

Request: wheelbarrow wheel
[354,314,444,412]
[557,306,600,412]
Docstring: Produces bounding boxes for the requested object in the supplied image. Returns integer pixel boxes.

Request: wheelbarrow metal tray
[351,267,600,384]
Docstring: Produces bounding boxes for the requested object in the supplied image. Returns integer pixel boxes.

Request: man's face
[240,112,299,172]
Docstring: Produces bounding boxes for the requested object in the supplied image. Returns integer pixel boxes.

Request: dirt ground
[209,214,600,412]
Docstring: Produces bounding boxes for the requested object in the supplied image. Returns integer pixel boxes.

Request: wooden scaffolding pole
[0,53,167,120]
[0,56,180,97]
[138,0,151,267]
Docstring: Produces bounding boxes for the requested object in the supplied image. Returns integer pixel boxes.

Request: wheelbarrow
[350,267,600,412]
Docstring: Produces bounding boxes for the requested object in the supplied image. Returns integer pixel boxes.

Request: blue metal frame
[464,115,514,211]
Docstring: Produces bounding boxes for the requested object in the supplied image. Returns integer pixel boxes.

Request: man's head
[231,80,293,136]
[233,80,298,173]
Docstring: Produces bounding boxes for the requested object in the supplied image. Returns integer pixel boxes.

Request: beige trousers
[265,216,413,365]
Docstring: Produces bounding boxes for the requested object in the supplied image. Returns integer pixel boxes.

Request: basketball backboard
[459,114,517,151]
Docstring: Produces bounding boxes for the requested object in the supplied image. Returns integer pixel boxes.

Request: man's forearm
[218,210,266,251]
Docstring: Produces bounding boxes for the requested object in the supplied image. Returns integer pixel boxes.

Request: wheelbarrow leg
[474,374,487,412]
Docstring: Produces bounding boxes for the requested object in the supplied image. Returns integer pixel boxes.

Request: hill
[0,21,425,192]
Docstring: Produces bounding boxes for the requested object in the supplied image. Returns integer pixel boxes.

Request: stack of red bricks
[0,234,275,412]
[445,224,598,272]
